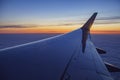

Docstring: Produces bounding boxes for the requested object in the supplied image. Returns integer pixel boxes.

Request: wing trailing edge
[81,12,97,53]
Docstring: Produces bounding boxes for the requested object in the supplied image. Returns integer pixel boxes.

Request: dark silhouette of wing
[0,13,113,80]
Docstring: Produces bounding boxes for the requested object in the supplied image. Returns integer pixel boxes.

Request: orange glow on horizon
[0,23,120,34]
[0,27,72,34]
[91,30,120,34]
[0,27,120,34]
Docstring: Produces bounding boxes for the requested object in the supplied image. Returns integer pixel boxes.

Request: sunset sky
[0,0,120,34]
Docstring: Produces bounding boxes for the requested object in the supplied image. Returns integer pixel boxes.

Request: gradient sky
[0,0,120,34]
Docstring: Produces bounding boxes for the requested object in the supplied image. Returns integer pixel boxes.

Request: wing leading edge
[0,13,114,80]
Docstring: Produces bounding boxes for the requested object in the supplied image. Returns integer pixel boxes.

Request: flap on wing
[104,62,120,72]
[96,48,106,54]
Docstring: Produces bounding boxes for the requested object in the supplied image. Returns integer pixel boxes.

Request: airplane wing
[0,13,114,80]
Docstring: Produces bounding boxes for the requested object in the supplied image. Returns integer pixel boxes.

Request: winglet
[81,12,97,30]
[81,12,97,53]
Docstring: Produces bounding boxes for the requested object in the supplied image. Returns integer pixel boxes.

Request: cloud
[95,16,120,24]
[0,25,39,28]
[97,16,120,20]
[0,23,81,29]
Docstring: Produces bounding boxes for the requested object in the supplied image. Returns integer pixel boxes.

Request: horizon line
[0,31,120,34]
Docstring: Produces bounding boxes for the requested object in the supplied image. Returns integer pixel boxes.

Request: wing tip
[81,12,97,30]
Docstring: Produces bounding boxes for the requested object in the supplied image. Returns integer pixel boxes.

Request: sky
[0,0,120,34]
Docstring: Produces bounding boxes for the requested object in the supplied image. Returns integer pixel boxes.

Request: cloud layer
[0,16,120,29]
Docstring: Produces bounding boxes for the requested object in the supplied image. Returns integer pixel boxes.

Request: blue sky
[0,0,120,25]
